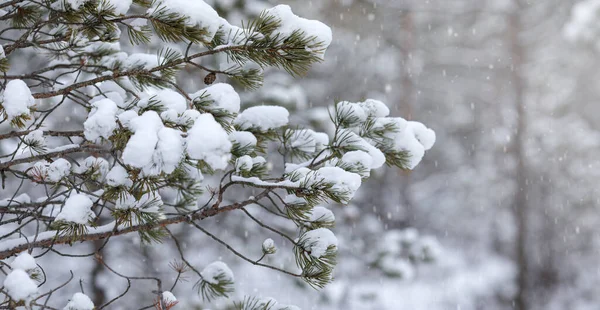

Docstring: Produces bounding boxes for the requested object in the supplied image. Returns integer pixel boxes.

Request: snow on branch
[0,1,434,308]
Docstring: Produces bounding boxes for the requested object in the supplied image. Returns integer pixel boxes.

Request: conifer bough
[0,0,435,308]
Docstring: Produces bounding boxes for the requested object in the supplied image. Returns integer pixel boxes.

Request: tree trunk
[91,240,106,307]
[397,10,416,225]
[508,4,529,310]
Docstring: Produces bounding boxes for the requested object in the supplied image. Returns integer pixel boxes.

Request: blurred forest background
[224,0,600,308]
[4,0,600,309]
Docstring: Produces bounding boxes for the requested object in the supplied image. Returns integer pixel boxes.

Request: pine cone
[204,72,216,85]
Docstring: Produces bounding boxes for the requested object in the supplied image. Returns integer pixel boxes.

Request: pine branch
[0,190,270,259]
[0,130,84,140]
[0,144,108,170]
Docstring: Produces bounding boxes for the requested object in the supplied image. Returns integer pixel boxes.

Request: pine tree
[0,1,435,308]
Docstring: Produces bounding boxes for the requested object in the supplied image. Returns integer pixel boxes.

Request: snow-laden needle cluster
[0,0,434,309]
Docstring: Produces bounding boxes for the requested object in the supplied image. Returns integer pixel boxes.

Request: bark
[508,5,529,310]
[0,190,269,259]
[90,240,107,307]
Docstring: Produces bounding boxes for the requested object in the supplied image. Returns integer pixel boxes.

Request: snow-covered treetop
[0,0,434,308]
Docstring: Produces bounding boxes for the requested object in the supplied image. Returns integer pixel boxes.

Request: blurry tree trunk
[400,10,416,222]
[396,10,416,225]
[508,4,529,310]
[372,9,416,227]
[91,240,106,306]
[399,10,414,122]
[537,181,558,290]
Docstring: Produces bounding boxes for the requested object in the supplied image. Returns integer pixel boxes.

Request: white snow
[0,193,31,207]
[28,160,50,180]
[3,269,38,301]
[408,121,436,150]
[337,101,368,125]
[129,18,148,30]
[309,206,335,224]
[390,121,436,169]
[161,109,178,122]
[231,175,298,188]
[46,143,80,153]
[54,194,95,225]
[262,238,277,254]
[286,166,311,179]
[117,110,138,127]
[200,261,234,285]
[229,131,257,148]
[161,291,177,303]
[235,155,253,173]
[123,53,162,71]
[126,121,185,176]
[193,83,241,114]
[95,81,127,105]
[313,131,330,151]
[247,297,300,310]
[186,113,232,170]
[300,228,338,258]
[75,157,109,179]
[64,0,131,14]
[253,156,266,165]
[106,165,133,187]
[265,5,333,59]
[373,117,408,134]
[140,89,187,114]
[283,160,307,172]
[149,0,221,41]
[234,105,289,131]
[287,129,324,154]
[177,109,201,126]
[64,292,94,310]
[283,194,307,206]
[338,130,386,169]
[106,0,131,15]
[183,162,204,182]
[122,111,163,168]
[115,192,162,213]
[83,98,118,141]
[47,158,72,182]
[359,99,390,117]
[337,99,391,124]
[2,79,35,122]
[65,0,87,10]
[10,252,37,271]
[341,150,374,177]
[308,166,362,203]
[24,130,45,151]
[564,0,600,42]
[255,297,278,308]
[218,19,252,46]
[147,127,184,175]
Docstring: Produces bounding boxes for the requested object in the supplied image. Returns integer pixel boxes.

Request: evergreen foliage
[0,0,434,308]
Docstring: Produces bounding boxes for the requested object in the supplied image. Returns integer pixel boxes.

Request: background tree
[278,0,600,309]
